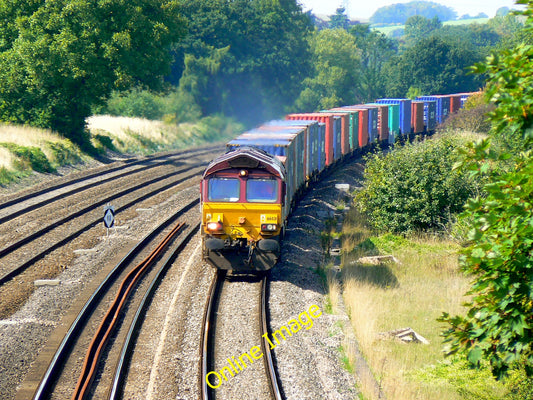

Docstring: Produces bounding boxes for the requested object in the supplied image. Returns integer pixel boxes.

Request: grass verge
[87,114,243,155]
[0,124,84,186]
[0,114,243,187]
[333,208,510,399]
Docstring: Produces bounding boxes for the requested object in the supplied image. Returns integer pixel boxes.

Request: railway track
[201,271,283,400]
[0,147,222,289]
[0,145,220,223]
[18,199,200,400]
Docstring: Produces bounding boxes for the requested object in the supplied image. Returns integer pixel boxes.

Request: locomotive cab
[201,147,287,271]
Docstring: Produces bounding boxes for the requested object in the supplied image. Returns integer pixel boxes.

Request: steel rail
[0,163,205,259]
[71,221,186,400]
[31,199,198,400]
[0,145,221,214]
[200,269,226,400]
[200,272,283,400]
[0,159,179,225]
[0,168,203,286]
[108,223,201,400]
[260,275,284,400]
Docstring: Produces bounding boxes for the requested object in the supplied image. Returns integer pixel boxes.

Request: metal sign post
[103,205,115,237]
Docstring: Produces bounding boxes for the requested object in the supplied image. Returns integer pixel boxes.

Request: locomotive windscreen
[246,179,278,203]
[208,178,240,202]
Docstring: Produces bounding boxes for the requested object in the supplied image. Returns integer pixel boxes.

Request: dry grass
[0,147,15,169]
[0,123,64,146]
[87,115,201,153]
[327,271,341,314]
[331,209,507,399]
[0,123,84,185]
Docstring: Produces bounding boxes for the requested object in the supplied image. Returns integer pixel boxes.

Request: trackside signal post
[103,205,115,237]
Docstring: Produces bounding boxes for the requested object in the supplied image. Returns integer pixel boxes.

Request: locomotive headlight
[207,221,224,232]
[261,223,277,232]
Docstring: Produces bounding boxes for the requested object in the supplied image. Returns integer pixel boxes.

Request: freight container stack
[332,115,342,161]
[247,127,306,192]
[264,120,319,179]
[417,95,450,124]
[375,99,412,137]
[286,113,333,168]
[449,94,462,114]
[368,103,390,144]
[415,99,437,133]
[320,110,355,155]
[344,105,378,143]
[387,103,400,144]
[233,129,303,200]
[354,108,369,148]
[316,123,326,173]
[327,109,358,152]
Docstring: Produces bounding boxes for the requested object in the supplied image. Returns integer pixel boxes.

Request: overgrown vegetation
[438,0,533,381]
[0,114,242,186]
[87,114,242,155]
[0,125,83,186]
[355,133,481,233]
[339,2,533,397]
[335,208,511,399]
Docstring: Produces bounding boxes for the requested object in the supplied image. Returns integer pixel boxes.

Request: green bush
[102,88,202,123]
[356,134,479,233]
[45,141,81,166]
[414,356,507,399]
[0,143,54,173]
[439,151,533,379]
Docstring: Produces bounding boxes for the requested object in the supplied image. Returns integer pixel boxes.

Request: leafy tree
[172,0,312,125]
[356,135,478,233]
[294,29,362,111]
[436,23,501,51]
[404,15,442,47]
[383,36,484,97]
[349,24,397,101]
[496,7,511,16]
[329,7,350,30]
[439,0,533,379]
[440,144,533,379]
[489,13,529,50]
[0,0,186,145]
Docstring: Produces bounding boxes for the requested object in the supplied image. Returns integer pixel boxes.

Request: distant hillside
[370,1,456,24]
[373,17,489,36]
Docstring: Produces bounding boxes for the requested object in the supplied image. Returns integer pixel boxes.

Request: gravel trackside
[1,151,371,400]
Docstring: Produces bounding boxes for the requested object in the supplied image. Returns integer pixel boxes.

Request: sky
[297,0,522,20]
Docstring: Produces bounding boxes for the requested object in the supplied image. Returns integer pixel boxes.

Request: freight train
[200,93,475,271]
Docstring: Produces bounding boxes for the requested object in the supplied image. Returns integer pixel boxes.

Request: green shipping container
[386,104,400,144]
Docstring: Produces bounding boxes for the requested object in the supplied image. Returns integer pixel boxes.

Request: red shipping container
[286,113,334,167]
[411,101,425,134]
[449,95,462,113]
[321,112,349,156]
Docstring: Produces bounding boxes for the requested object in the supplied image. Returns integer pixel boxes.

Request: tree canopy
[294,29,362,111]
[0,0,186,144]
[383,35,484,97]
[439,0,533,379]
[171,0,312,125]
